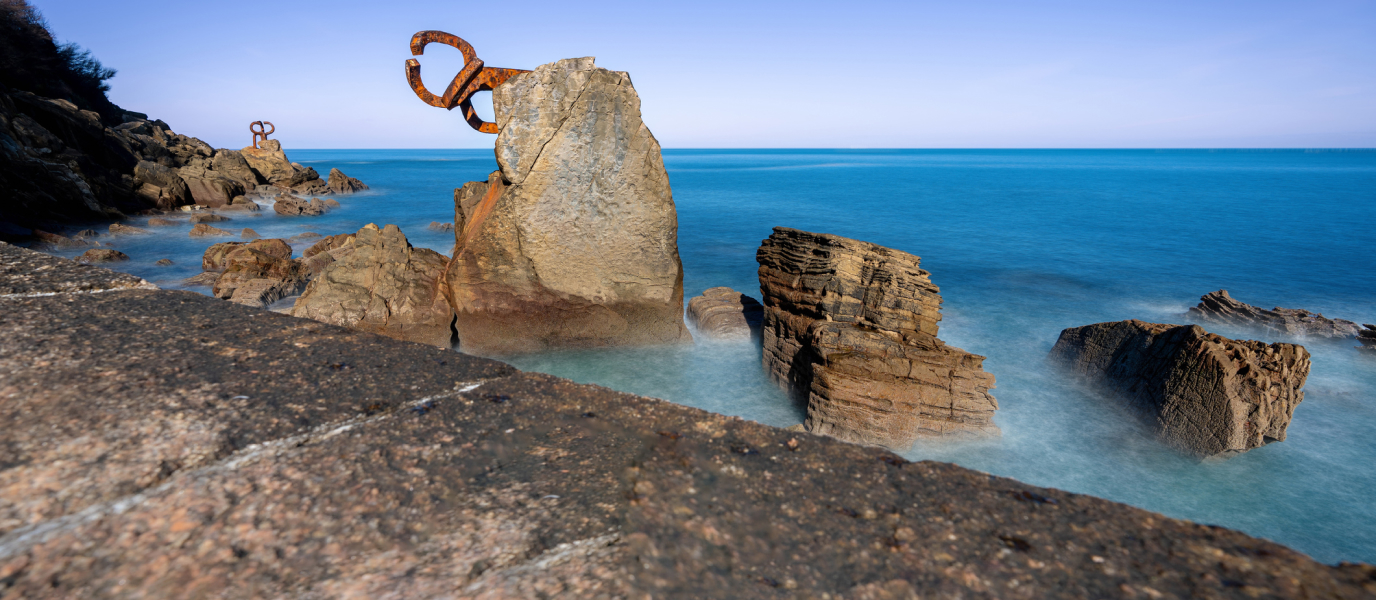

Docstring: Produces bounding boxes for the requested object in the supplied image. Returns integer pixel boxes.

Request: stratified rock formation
[1050,319,1310,459]
[757,227,998,450]
[293,224,454,347]
[686,287,763,339]
[442,57,689,354]
[1188,289,1361,338]
[327,167,368,193]
[1360,325,1376,353]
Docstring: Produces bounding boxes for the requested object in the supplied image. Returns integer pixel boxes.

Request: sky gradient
[31,0,1376,149]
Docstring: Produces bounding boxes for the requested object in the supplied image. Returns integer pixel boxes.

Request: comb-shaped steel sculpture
[250,121,274,149]
[405,31,530,134]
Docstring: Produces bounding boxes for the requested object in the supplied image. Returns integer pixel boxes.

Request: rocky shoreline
[2,242,1372,598]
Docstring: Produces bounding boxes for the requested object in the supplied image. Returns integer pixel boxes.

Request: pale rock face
[686,287,763,339]
[293,224,454,348]
[757,227,999,450]
[1049,319,1310,459]
[443,57,689,354]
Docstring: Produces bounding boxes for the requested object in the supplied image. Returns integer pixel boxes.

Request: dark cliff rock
[1359,325,1376,353]
[1188,289,1361,338]
[0,241,1371,598]
[1049,319,1310,459]
[757,227,998,450]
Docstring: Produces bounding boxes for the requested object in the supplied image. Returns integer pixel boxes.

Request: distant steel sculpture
[405,31,530,134]
[249,121,275,149]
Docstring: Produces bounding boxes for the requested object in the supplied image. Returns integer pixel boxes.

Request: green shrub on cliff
[0,0,121,123]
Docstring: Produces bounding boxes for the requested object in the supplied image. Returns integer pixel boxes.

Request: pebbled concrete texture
[0,245,1372,598]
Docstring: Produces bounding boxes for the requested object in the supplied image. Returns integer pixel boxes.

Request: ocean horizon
[40,147,1376,565]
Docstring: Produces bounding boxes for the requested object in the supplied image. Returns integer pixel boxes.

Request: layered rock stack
[292,224,454,348]
[1360,325,1376,353]
[1050,319,1310,459]
[1188,290,1361,338]
[757,227,998,450]
[442,57,690,354]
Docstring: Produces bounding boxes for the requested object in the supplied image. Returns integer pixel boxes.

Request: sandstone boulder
[212,248,308,304]
[177,165,247,208]
[239,139,298,185]
[241,228,260,239]
[155,258,173,266]
[1188,290,1361,338]
[201,242,245,270]
[273,194,324,216]
[757,227,998,450]
[304,233,356,258]
[1049,319,1310,459]
[132,161,191,210]
[327,167,368,193]
[428,221,454,232]
[189,213,229,224]
[181,271,219,287]
[75,248,129,263]
[108,223,149,235]
[189,223,232,237]
[686,287,763,339]
[209,149,263,188]
[146,217,177,227]
[32,229,94,248]
[293,224,454,347]
[443,57,690,354]
[323,198,341,208]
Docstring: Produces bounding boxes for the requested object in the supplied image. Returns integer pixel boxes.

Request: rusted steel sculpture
[405,31,530,134]
[249,121,275,149]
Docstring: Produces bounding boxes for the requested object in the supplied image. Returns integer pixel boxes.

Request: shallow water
[41,148,1376,564]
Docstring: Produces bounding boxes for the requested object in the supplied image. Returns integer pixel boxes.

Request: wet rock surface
[0,246,1371,598]
[1049,319,1311,459]
[757,227,999,450]
[292,224,454,347]
[74,248,128,263]
[0,241,152,295]
[686,286,763,339]
[1360,325,1376,353]
[444,58,690,354]
[1188,290,1361,339]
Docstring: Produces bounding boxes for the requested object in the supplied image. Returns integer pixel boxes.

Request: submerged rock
[188,223,232,237]
[427,221,454,232]
[155,258,173,266]
[293,224,454,347]
[1049,319,1310,459]
[75,248,129,263]
[686,287,763,339]
[1359,325,1376,353]
[189,213,229,224]
[108,223,150,235]
[241,228,260,239]
[146,217,177,227]
[444,57,690,354]
[1188,289,1361,338]
[757,227,998,451]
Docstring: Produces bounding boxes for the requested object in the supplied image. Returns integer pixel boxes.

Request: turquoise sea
[45,149,1376,565]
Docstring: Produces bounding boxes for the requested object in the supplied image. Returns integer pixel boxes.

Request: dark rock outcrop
[1358,325,1376,353]
[272,194,324,216]
[1188,289,1361,338]
[443,58,690,354]
[0,242,1371,598]
[292,224,454,347]
[1049,319,1310,459]
[757,227,998,450]
[686,286,763,339]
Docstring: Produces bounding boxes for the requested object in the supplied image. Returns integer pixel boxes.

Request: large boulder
[132,160,191,210]
[1188,290,1361,338]
[1049,319,1310,459]
[212,248,308,306]
[209,149,263,189]
[326,167,368,193]
[273,194,324,216]
[686,287,763,339]
[292,224,454,347]
[443,57,690,354]
[757,227,998,450]
[239,139,298,185]
[177,165,247,208]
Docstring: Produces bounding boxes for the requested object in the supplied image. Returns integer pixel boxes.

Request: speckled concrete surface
[0,247,1372,599]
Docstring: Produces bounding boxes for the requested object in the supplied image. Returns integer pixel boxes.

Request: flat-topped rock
[0,244,1370,597]
[686,286,763,339]
[1188,289,1361,338]
[1050,319,1310,459]
[0,241,153,295]
[758,227,998,450]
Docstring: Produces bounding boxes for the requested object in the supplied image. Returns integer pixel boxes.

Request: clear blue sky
[31,0,1376,149]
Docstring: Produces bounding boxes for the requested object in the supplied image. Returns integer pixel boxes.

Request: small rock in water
[686,287,763,339]
[76,248,129,263]
[72,229,99,240]
[33,230,93,248]
[146,217,177,227]
[274,194,324,216]
[428,221,455,232]
[309,198,330,213]
[241,228,260,239]
[189,223,233,237]
[155,258,174,266]
[190,213,230,224]
[326,168,368,194]
[289,232,323,243]
[1049,319,1310,459]
[1187,289,1360,338]
[323,198,341,209]
[109,223,150,235]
